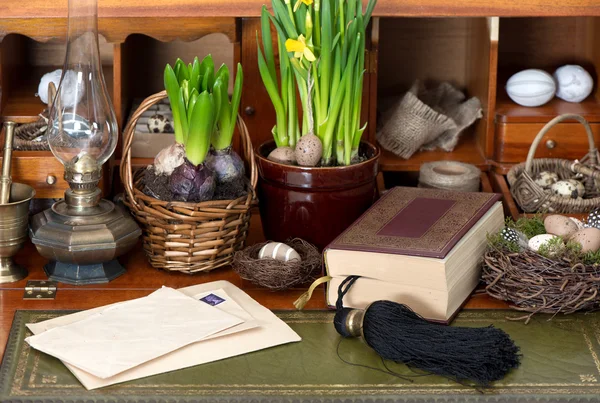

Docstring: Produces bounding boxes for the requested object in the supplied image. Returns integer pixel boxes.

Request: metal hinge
[23,280,58,300]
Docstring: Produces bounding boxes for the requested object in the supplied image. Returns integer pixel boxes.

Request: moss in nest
[511,215,546,239]
[583,249,600,266]
[537,236,565,258]
[487,232,521,253]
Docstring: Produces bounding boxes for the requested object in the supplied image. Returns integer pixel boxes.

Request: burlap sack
[377,80,483,159]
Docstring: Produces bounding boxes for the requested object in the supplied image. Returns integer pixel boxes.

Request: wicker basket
[120,90,257,273]
[507,113,600,214]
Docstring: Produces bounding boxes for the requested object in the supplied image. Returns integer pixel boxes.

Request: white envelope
[27,281,302,390]
[25,287,243,379]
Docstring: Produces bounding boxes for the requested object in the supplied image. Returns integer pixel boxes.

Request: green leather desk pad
[2,310,600,402]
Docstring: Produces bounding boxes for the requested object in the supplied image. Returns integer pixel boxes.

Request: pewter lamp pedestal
[30,157,141,285]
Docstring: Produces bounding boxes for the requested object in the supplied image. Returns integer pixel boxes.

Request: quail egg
[533,171,559,188]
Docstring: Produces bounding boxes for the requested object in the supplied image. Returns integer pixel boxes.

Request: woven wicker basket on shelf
[507,113,600,214]
[120,90,257,274]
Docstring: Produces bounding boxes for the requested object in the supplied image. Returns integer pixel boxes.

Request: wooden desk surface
[0,214,508,361]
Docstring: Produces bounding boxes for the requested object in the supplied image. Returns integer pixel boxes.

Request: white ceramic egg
[258,242,301,262]
[550,180,584,199]
[528,234,561,252]
[533,171,559,188]
[553,65,594,103]
[506,69,556,107]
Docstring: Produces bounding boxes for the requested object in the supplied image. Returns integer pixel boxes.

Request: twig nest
[550,179,585,199]
[544,215,578,238]
[232,238,321,291]
[295,133,323,167]
[268,146,296,165]
[258,242,301,262]
[533,171,559,189]
[528,234,560,252]
[570,228,600,253]
[554,65,594,103]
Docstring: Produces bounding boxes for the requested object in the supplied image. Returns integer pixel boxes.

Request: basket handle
[525,113,597,174]
[120,90,257,210]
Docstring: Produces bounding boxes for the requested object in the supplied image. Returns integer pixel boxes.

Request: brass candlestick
[0,122,35,284]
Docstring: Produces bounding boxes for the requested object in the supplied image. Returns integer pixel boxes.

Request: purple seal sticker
[200,293,225,306]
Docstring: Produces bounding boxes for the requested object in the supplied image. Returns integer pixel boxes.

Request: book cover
[327,187,501,259]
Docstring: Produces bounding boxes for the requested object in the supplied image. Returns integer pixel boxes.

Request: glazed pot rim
[255,140,380,171]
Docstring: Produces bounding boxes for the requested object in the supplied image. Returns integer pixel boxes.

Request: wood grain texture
[0,17,239,43]
[496,95,600,124]
[0,0,599,19]
[379,132,488,172]
[494,122,600,163]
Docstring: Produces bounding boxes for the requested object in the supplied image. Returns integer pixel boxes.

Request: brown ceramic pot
[256,141,380,250]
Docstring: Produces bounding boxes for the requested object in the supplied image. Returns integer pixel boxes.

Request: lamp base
[0,257,27,284]
[44,259,126,285]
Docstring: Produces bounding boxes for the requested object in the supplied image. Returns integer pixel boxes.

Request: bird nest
[232,239,322,291]
[482,244,600,323]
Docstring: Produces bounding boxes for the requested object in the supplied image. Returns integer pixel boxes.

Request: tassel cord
[363,301,521,387]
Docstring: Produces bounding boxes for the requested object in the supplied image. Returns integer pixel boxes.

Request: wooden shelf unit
[0,6,599,201]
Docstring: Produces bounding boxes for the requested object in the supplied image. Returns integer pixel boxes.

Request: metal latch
[23,280,57,300]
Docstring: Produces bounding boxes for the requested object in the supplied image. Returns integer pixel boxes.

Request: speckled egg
[570,217,586,230]
[566,179,585,197]
[528,234,561,252]
[570,228,600,253]
[147,114,173,133]
[550,180,584,199]
[544,214,578,238]
[533,171,559,188]
[268,146,296,165]
[295,133,323,167]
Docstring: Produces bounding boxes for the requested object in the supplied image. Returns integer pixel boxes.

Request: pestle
[0,122,15,204]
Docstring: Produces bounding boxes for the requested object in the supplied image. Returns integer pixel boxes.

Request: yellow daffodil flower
[285,35,316,62]
[293,0,313,12]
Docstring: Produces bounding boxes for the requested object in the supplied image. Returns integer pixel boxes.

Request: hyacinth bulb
[47,0,117,172]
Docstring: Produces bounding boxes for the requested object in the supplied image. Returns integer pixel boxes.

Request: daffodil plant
[258,0,376,166]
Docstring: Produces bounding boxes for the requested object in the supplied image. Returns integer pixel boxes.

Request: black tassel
[334,276,521,387]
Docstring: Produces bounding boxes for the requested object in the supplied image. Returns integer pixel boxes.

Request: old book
[324,187,504,322]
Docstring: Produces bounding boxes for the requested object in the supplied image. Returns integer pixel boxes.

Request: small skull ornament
[550,179,585,199]
[533,171,559,189]
[147,114,173,133]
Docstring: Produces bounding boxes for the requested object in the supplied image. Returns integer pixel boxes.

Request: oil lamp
[30,0,141,285]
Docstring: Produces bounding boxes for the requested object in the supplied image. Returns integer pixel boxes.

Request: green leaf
[189,57,201,92]
[186,91,215,166]
[199,55,215,92]
[261,6,278,87]
[211,77,227,148]
[230,63,244,127]
[257,34,288,147]
[271,0,298,39]
[164,64,187,144]
[175,58,189,83]
[364,0,377,27]
[187,90,199,127]
[215,64,230,93]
